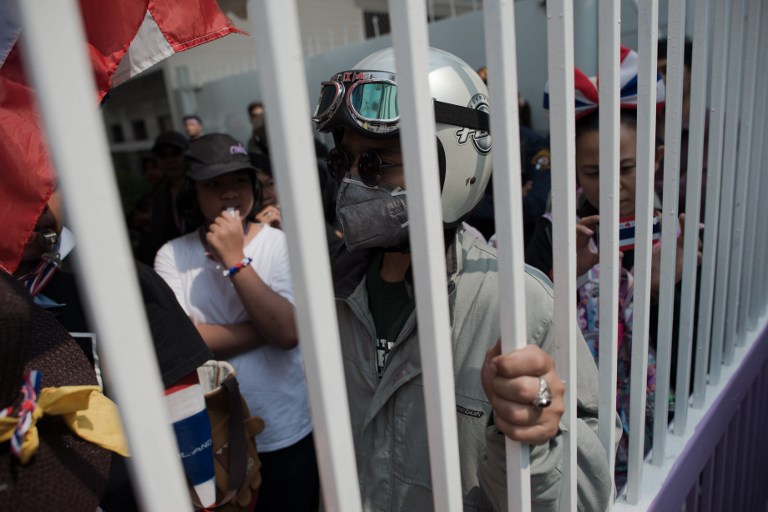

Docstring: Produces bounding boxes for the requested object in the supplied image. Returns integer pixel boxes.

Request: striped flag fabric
[618,215,662,252]
[542,46,666,119]
[0,0,243,273]
[164,372,216,508]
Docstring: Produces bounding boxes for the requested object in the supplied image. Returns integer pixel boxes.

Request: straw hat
[0,272,112,511]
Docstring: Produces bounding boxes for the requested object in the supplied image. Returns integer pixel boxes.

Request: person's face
[20,188,64,264]
[338,130,405,189]
[185,119,203,139]
[250,106,265,128]
[194,170,254,224]
[154,145,184,180]
[144,159,163,185]
[256,169,276,207]
[575,122,639,217]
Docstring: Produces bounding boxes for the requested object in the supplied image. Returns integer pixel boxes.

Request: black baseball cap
[151,131,188,153]
[184,133,257,181]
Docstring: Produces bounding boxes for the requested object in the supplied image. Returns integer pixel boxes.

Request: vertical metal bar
[747,372,761,510]
[756,121,768,319]
[755,121,768,317]
[388,2,464,510]
[246,2,363,510]
[693,0,731,403]
[15,1,191,510]
[723,414,740,511]
[652,0,686,467]
[745,12,768,331]
[757,366,768,509]
[700,457,714,512]
[673,0,711,435]
[735,386,753,512]
[713,433,728,512]
[727,0,761,347]
[750,380,761,509]
[545,0,578,509]
[685,482,698,511]
[748,105,768,328]
[626,0,660,500]
[710,0,746,369]
[597,0,621,482]
[482,2,532,509]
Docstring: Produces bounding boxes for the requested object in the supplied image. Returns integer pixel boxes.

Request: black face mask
[336,177,409,251]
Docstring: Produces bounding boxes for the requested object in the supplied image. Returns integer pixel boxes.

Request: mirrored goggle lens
[348,82,399,122]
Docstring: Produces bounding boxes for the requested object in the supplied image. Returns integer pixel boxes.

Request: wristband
[222,257,252,278]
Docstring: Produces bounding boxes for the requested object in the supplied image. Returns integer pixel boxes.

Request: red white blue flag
[0,0,243,273]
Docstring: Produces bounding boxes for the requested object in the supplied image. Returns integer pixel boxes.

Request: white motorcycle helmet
[313,47,493,227]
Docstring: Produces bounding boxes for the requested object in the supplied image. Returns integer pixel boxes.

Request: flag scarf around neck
[542,46,666,120]
[0,0,243,273]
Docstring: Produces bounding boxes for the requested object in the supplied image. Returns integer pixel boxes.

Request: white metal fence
[14,0,768,510]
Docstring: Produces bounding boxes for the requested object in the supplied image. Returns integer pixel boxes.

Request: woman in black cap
[155,133,319,511]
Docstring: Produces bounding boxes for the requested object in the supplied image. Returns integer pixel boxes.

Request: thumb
[481,340,502,400]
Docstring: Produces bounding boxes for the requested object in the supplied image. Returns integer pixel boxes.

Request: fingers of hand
[494,413,560,445]
[490,344,554,380]
[576,224,595,244]
[488,374,543,406]
[481,340,502,398]
[579,214,600,229]
[491,373,564,445]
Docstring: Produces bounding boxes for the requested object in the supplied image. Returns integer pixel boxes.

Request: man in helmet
[314,48,615,511]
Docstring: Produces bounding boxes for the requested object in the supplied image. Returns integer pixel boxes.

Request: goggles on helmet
[313,69,492,137]
[313,70,400,135]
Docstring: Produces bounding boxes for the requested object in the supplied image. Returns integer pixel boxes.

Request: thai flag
[618,215,662,252]
[0,0,243,273]
[165,373,216,508]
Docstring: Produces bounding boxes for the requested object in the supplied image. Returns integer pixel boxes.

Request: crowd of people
[1,37,704,512]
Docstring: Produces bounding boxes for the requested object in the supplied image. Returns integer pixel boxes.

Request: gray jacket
[335,229,616,511]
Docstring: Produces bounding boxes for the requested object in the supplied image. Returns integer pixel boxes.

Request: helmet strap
[433,100,490,133]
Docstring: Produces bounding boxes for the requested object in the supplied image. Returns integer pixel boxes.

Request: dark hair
[176,170,263,233]
[183,114,203,124]
[658,38,693,70]
[575,109,638,145]
[249,152,272,177]
[519,101,532,130]
[247,102,264,115]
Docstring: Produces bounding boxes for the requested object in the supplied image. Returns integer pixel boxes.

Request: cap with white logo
[184,133,256,181]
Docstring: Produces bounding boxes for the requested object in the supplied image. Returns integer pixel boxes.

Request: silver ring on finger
[533,376,553,409]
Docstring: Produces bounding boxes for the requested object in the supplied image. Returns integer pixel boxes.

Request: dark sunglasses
[326,147,402,187]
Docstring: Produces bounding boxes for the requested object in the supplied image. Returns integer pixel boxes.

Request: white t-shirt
[155,226,312,452]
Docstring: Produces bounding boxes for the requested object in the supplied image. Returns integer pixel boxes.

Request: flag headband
[543,47,666,119]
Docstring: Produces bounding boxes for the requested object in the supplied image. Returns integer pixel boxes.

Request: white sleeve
[153,242,190,315]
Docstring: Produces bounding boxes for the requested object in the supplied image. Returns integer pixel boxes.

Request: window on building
[131,120,148,141]
[364,12,391,38]
[111,124,125,143]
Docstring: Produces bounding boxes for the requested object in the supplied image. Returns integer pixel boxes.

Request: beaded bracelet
[222,257,253,278]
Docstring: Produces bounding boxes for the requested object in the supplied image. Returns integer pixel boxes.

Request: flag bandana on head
[543,46,666,119]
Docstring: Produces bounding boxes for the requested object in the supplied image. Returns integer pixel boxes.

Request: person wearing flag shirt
[525,47,702,490]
